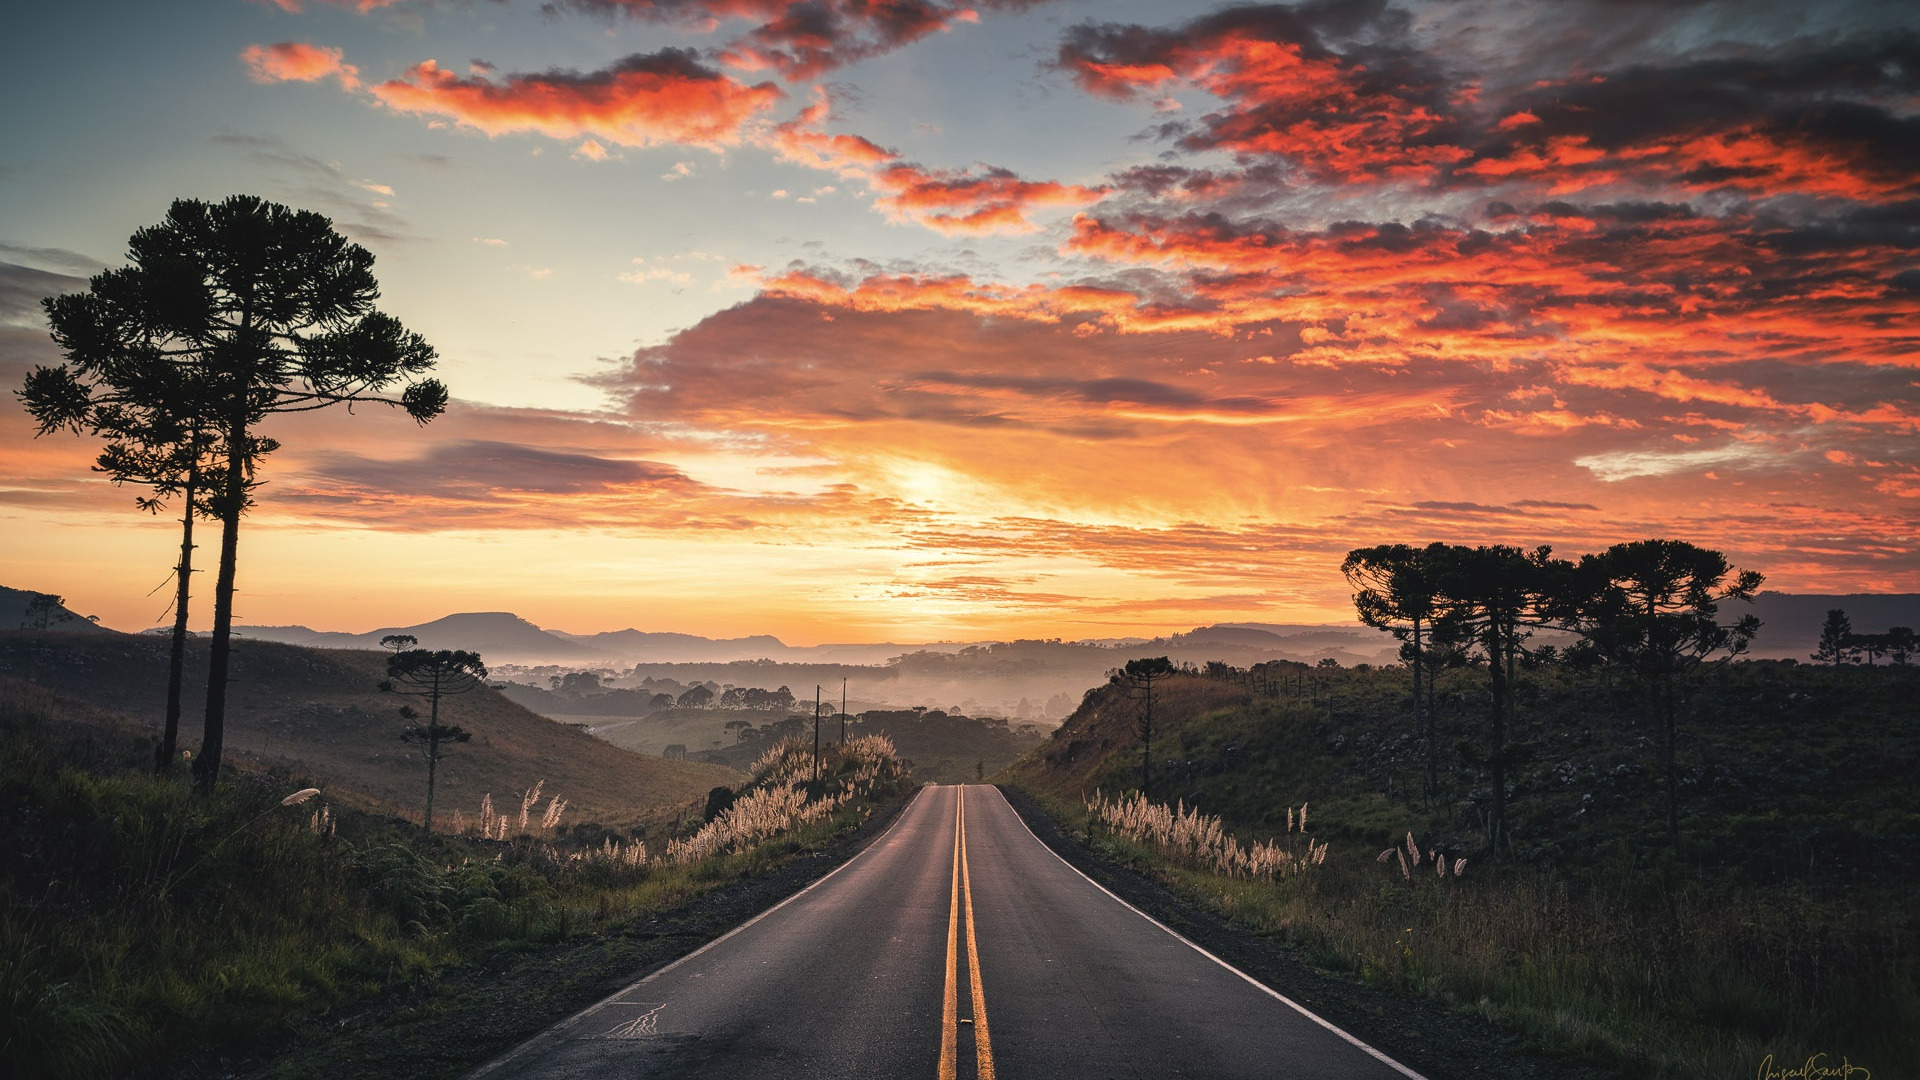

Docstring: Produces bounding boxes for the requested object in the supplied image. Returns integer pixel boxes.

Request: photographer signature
[1758,1053,1871,1080]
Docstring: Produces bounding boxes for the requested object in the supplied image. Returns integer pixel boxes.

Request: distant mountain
[237,614,974,668]
[223,591,1920,671]
[236,612,610,663]
[547,628,790,663]
[1746,592,1920,660]
[0,586,117,635]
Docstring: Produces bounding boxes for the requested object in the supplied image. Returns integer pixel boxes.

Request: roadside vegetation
[1004,655,1918,1079]
[0,677,911,1079]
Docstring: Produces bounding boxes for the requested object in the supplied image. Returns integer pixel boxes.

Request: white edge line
[989,786,1430,1080]
[464,785,934,1078]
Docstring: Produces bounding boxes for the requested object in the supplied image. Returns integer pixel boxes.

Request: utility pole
[813,684,822,783]
[841,677,847,743]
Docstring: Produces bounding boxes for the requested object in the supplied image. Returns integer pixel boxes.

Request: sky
[1,0,1916,644]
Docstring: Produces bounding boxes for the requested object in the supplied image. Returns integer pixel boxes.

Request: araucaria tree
[383,649,487,832]
[1813,609,1858,666]
[1425,544,1570,858]
[36,196,448,794]
[21,360,240,775]
[1568,540,1761,844]
[1343,544,1446,801]
[1120,656,1177,798]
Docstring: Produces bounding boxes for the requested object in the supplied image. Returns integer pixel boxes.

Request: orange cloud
[242,42,360,91]
[369,49,784,149]
[764,91,1107,234]
[254,0,405,11]
[870,164,1108,235]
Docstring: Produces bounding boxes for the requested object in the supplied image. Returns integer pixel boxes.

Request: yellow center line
[962,787,996,1080]
[938,786,995,1080]
[939,788,961,1080]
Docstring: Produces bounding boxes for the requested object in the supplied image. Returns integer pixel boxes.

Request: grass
[0,676,913,1078]
[1005,660,1920,1079]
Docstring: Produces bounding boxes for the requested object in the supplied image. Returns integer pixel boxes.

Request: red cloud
[369,49,784,148]
[1056,10,1467,184]
[242,42,360,91]
[1058,8,1919,206]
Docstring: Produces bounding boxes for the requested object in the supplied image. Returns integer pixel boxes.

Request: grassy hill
[1002,660,1919,1077]
[0,631,738,827]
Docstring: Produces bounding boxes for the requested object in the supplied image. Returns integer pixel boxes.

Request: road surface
[468,785,1423,1079]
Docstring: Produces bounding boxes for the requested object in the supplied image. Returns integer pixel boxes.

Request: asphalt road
[467,785,1424,1080]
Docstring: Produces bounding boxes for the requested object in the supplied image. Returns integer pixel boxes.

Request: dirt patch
[996,785,1625,1080]
[197,792,915,1080]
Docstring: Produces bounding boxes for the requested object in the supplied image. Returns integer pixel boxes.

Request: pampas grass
[1085,791,1326,880]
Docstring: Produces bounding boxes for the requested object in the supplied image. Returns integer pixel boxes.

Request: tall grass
[1034,775,1915,1078]
[0,682,911,1078]
[1085,790,1326,880]
[667,734,906,865]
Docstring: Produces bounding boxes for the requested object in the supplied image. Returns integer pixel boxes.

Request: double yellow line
[939,786,995,1080]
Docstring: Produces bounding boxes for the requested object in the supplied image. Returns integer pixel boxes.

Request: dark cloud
[0,261,84,327]
[1054,2,1466,183]
[299,440,703,499]
[544,0,1052,79]
[0,243,104,274]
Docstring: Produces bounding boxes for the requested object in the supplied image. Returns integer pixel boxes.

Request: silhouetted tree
[1120,656,1177,798]
[19,592,64,632]
[1887,627,1916,667]
[1853,631,1887,666]
[1567,539,1761,844]
[382,649,487,832]
[1344,543,1446,800]
[17,363,242,775]
[677,684,714,708]
[380,634,418,653]
[40,196,448,794]
[1429,544,1570,857]
[1813,609,1858,665]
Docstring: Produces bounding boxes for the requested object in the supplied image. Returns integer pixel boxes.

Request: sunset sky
[2,0,1916,643]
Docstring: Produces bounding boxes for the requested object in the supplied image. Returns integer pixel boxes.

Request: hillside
[0,586,115,634]
[1002,660,1918,1077]
[0,631,738,827]
[1006,663,1920,879]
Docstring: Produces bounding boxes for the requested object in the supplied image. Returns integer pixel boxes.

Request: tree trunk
[1663,673,1679,846]
[424,686,441,832]
[194,421,246,796]
[1414,620,1435,804]
[1141,679,1153,799]
[158,469,196,776]
[1488,620,1508,859]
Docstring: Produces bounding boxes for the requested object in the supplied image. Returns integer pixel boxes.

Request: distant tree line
[1813,609,1915,666]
